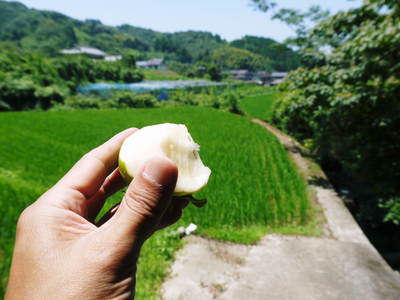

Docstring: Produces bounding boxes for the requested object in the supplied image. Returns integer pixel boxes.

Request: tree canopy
[231,35,300,71]
[0,44,143,111]
[0,0,300,70]
[266,0,400,225]
[212,46,272,71]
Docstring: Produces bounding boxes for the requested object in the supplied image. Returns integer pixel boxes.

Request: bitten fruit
[119,123,211,196]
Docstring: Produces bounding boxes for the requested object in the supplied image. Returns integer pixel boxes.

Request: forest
[0,0,300,71]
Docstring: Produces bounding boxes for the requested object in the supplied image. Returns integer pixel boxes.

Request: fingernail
[142,156,176,187]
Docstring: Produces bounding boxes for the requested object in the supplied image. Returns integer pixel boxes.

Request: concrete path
[161,120,400,300]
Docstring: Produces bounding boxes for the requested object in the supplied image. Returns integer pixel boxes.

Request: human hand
[5,128,188,300]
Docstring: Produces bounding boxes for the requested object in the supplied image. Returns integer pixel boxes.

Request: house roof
[230,70,251,75]
[137,58,164,67]
[271,78,285,85]
[105,55,122,62]
[255,71,270,77]
[61,46,107,57]
[271,72,288,78]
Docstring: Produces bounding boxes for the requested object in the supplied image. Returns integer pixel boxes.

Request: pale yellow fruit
[119,123,211,196]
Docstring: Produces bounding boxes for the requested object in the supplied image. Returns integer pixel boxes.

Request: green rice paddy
[0,106,313,298]
[240,92,280,121]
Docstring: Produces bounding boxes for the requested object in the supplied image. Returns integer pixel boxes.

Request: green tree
[122,50,138,68]
[268,0,400,225]
[206,63,223,81]
[212,46,271,71]
[231,36,301,71]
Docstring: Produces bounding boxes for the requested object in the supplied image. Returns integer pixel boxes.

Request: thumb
[104,156,177,247]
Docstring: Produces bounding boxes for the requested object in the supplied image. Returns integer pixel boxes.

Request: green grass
[142,69,187,81]
[240,92,281,121]
[0,107,313,298]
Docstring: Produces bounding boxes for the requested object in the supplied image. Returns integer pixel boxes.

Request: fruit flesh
[119,123,211,196]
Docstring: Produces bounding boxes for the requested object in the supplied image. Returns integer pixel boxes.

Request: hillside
[0,0,300,71]
[232,35,301,72]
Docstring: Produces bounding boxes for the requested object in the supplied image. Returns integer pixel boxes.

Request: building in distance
[229,70,288,86]
[269,72,288,86]
[136,58,166,70]
[60,46,108,59]
[105,55,122,62]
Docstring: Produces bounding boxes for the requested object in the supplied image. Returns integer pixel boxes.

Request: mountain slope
[231,35,301,71]
[0,0,300,70]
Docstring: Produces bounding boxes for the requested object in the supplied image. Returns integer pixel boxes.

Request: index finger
[56,128,137,200]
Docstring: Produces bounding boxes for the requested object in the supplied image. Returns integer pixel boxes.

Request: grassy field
[240,91,281,121]
[0,106,313,298]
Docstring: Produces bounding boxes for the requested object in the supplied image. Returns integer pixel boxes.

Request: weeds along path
[161,119,400,300]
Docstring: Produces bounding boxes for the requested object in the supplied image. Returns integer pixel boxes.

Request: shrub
[119,69,144,83]
[165,88,243,114]
[59,95,103,109]
[273,0,400,225]
[105,92,158,109]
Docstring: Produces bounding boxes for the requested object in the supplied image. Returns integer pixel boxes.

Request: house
[269,72,288,86]
[229,70,270,84]
[229,70,254,81]
[136,58,166,70]
[254,71,271,84]
[60,46,107,59]
[230,70,288,85]
[105,55,122,62]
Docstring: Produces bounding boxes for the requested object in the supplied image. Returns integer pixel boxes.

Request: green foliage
[121,50,138,68]
[54,86,247,113]
[273,0,400,225]
[0,1,299,69]
[231,36,301,71]
[142,69,187,81]
[251,1,331,51]
[117,24,162,47]
[0,46,143,111]
[0,107,314,298]
[54,92,158,110]
[119,68,143,83]
[55,55,143,84]
[381,198,400,225]
[212,46,272,71]
[0,3,148,56]
[106,92,158,109]
[251,0,277,12]
[206,63,224,81]
[168,62,224,81]
[154,36,192,63]
[271,5,330,49]
[0,1,28,28]
[235,84,275,98]
[163,87,242,114]
[167,61,197,78]
[167,31,225,62]
[52,94,102,110]
[0,48,69,110]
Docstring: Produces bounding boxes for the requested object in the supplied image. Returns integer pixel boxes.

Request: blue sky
[15,0,362,42]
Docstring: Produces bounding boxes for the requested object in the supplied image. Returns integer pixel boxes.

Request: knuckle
[16,206,36,233]
[81,150,95,161]
[124,186,164,218]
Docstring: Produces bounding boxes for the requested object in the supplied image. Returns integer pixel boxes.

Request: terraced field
[240,92,280,121]
[0,106,313,298]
